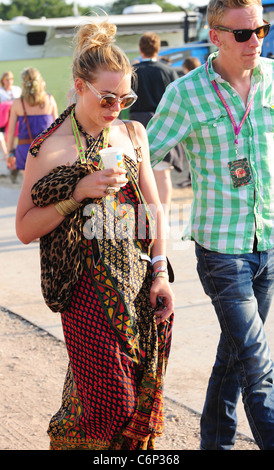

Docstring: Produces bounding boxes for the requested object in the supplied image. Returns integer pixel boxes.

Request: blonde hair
[72,20,133,83]
[21,67,46,106]
[0,71,14,87]
[207,0,263,27]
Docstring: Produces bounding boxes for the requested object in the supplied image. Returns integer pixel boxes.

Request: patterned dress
[30,105,173,450]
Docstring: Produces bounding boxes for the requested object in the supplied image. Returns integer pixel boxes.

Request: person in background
[182,56,202,76]
[0,71,21,102]
[177,56,201,189]
[7,67,58,175]
[129,31,184,230]
[147,0,274,450]
[15,20,174,450]
[0,71,21,166]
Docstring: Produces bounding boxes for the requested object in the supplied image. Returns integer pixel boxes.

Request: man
[130,32,184,228]
[147,0,274,450]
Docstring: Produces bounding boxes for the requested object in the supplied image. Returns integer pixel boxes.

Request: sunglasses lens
[120,96,136,109]
[100,96,116,108]
[235,30,251,42]
[257,24,270,38]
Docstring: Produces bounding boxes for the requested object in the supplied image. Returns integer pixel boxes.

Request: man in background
[130,32,184,230]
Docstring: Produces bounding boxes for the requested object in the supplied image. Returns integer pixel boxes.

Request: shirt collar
[206,51,263,85]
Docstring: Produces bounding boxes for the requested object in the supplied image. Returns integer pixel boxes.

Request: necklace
[71,109,110,164]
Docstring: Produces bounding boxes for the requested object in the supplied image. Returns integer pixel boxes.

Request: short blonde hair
[21,67,46,106]
[207,0,262,27]
[72,20,133,83]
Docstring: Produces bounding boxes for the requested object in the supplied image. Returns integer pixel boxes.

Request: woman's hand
[73,167,128,201]
[150,277,175,325]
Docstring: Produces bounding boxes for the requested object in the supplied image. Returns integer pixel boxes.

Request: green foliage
[0,0,74,20]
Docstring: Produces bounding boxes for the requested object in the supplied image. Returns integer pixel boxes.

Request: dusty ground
[0,308,258,451]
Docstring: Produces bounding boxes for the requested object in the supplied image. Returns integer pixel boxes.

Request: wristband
[151,255,167,265]
[154,266,168,274]
[152,267,168,281]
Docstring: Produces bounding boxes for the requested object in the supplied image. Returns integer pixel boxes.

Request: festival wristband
[151,255,167,265]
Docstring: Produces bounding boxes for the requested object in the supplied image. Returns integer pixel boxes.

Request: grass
[1,55,132,118]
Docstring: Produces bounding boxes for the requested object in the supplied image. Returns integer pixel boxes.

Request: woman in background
[0,71,21,165]
[7,67,58,174]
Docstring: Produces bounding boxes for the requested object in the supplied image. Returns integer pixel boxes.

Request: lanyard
[71,109,109,163]
[205,61,257,156]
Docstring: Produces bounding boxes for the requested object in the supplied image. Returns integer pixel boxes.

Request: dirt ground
[0,308,258,451]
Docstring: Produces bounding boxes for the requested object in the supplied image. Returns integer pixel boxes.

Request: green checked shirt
[147,52,274,254]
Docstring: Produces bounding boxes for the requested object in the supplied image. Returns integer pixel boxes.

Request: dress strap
[123,120,142,163]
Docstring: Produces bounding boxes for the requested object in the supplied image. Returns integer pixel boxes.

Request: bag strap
[124,120,142,165]
[21,98,33,141]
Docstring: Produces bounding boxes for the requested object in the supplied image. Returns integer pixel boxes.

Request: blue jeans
[195,243,274,450]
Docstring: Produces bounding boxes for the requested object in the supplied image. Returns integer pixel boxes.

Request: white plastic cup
[99,147,126,187]
[99,147,125,170]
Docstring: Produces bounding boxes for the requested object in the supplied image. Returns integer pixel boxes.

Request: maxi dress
[29,105,173,450]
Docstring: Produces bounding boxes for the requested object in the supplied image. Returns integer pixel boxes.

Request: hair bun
[74,20,117,55]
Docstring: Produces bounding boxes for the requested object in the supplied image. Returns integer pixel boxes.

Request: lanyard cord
[71,109,110,163]
[205,61,257,146]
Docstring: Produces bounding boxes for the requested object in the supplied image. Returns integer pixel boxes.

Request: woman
[16,20,174,450]
[0,71,21,102]
[0,71,21,162]
[7,67,58,174]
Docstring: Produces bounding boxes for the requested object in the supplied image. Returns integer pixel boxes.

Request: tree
[0,0,75,20]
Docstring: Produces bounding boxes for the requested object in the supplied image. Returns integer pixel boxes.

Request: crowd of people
[3,0,274,451]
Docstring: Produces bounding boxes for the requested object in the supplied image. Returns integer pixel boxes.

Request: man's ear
[209,28,222,47]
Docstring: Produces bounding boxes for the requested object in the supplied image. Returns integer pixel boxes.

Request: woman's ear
[74,77,85,95]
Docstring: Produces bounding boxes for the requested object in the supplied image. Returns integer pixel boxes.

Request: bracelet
[154,266,168,274]
[152,267,168,281]
[151,255,167,265]
[8,150,15,157]
[54,197,81,217]
[153,271,169,281]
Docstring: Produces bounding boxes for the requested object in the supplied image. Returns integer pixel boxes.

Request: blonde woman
[7,67,58,173]
[0,71,21,102]
[16,21,174,450]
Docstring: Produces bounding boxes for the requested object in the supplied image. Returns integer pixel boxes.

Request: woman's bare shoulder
[28,116,79,176]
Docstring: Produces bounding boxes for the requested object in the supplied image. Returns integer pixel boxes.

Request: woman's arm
[6,99,19,153]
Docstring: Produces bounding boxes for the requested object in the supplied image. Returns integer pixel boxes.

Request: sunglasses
[86,81,137,109]
[213,22,270,42]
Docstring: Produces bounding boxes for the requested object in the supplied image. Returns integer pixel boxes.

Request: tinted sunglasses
[213,22,270,42]
[86,81,137,109]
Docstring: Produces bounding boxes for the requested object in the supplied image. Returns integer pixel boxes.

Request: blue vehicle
[159,4,213,74]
